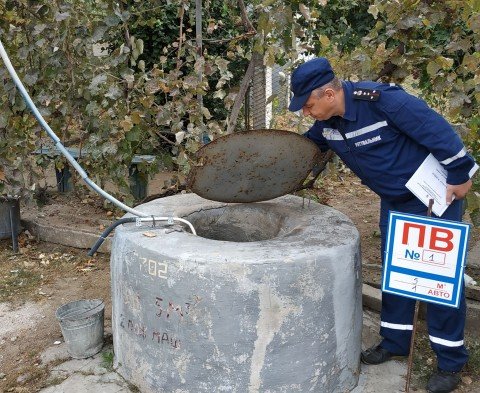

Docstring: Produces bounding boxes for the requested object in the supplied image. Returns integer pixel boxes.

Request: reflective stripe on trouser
[379,197,468,372]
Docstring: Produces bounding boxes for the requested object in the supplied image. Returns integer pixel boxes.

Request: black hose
[88,217,137,256]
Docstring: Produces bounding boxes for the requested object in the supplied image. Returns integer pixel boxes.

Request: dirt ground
[1,169,480,392]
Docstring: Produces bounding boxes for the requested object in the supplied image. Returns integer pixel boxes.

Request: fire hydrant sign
[382,211,470,308]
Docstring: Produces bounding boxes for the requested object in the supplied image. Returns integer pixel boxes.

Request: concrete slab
[352,361,408,393]
[35,310,408,393]
[40,342,70,365]
[361,309,382,349]
[22,218,112,253]
[49,355,109,378]
[40,372,131,393]
[466,300,480,335]
[39,345,133,393]
[355,310,423,392]
[467,240,480,268]
[362,284,382,313]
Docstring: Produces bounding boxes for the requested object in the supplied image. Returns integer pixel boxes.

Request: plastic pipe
[88,217,136,256]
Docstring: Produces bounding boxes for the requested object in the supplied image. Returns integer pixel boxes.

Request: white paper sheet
[405,154,451,217]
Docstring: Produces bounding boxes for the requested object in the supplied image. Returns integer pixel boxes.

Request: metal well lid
[187,129,321,203]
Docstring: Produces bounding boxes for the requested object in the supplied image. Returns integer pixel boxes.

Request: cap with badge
[288,57,335,112]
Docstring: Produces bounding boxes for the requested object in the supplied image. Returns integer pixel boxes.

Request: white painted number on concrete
[140,257,168,279]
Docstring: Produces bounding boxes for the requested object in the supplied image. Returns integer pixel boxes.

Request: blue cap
[288,57,335,112]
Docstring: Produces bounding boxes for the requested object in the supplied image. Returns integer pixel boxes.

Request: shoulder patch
[353,88,380,101]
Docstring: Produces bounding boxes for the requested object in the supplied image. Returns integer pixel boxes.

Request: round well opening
[184,204,284,242]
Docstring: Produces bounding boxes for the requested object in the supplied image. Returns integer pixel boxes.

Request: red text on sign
[402,223,454,252]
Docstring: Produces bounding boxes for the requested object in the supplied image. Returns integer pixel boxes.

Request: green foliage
[353,0,479,118]
[101,350,115,371]
[296,0,376,55]
[466,116,480,225]
[0,0,253,200]
[0,0,479,211]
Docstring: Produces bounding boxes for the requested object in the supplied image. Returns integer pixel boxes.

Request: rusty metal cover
[187,129,321,203]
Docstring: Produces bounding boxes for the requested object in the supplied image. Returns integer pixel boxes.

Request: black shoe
[360,344,405,365]
[426,369,461,393]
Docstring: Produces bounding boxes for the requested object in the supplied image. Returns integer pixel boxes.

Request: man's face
[302,89,336,121]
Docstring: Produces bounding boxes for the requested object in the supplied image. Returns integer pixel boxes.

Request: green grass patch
[412,331,480,386]
[0,268,42,302]
[101,350,115,371]
[466,338,480,374]
[412,330,436,384]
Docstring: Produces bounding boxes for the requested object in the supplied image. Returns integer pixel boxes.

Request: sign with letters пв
[382,211,470,308]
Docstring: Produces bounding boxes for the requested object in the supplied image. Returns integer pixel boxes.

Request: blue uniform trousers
[379,197,468,372]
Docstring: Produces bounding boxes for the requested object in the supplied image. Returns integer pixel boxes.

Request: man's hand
[446,180,472,204]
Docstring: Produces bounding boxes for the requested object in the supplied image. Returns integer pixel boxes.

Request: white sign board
[382,211,470,308]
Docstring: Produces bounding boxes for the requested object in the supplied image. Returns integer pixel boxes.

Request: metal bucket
[55,299,105,359]
[0,197,21,239]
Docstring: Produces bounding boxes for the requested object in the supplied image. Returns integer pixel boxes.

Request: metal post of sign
[405,301,420,392]
[405,198,434,392]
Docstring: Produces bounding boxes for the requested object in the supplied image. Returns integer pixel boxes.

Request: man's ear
[324,88,335,101]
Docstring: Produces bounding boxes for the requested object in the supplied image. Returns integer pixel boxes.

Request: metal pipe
[0,39,196,235]
[9,204,18,253]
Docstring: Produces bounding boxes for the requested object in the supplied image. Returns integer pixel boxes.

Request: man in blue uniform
[289,57,478,393]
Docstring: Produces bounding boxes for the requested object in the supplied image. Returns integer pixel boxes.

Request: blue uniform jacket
[305,81,478,202]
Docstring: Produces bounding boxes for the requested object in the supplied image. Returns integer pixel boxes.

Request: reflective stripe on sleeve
[440,148,466,165]
[345,121,388,139]
[469,163,479,178]
[429,335,464,347]
[380,321,413,330]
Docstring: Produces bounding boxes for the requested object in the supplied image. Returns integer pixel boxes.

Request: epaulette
[353,88,380,101]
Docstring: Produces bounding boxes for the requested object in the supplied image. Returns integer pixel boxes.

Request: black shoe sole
[361,354,407,365]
